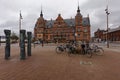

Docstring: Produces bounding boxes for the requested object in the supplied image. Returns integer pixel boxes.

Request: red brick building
[94,26,120,42]
[34,6,91,42]
[107,27,120,41]
[94,28,106,42]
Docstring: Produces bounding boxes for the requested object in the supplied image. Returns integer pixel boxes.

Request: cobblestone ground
[0,44,120,80]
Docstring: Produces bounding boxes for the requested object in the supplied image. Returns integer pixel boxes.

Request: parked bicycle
[55,43,104,58]
[55,42,77,54]
[91,45,104,56]
[85,44,104,58]
[80,43,104,58]
[55,45,66,54]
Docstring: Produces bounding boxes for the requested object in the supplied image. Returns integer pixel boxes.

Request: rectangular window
[84,29,88,32]
[78,34,80,37]
[78,29,80,32]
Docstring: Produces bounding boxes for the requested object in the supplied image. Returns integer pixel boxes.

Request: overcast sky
[0,0,120,36]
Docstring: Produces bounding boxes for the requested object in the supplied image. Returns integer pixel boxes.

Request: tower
[34,9,46,40]
[75,5,82,26]
[40,9,43,17]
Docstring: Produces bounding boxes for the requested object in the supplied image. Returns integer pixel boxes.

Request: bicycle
[85,45,104,58]
[92,45,104,56]
[55,42,75,54]
[56,45,66,54]
[85,48,93,58]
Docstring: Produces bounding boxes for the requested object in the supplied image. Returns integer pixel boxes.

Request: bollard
[27,32,32,56]
[20,30,26,60]
[4,30,11,60]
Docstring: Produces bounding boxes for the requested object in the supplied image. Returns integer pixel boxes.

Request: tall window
[78,34,80,37]
[84,29,87,32]
[78,29,80,32]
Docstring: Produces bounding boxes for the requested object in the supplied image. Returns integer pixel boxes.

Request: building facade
[34,6,91,43]
[107,27,120,41]
[94,26,120,42]
[94,28,106,42]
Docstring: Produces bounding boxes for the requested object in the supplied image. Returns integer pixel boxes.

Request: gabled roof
[64,19,75,26]
[82,17,90,26]
[46,20,54,28]
[56,14,64,21]
[45,17,90,28]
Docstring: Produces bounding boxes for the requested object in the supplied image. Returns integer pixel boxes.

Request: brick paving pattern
[0,44,120,80]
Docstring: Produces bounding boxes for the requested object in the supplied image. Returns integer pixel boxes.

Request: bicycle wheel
[95,48,104,56]
[56,47,63,54]
[86,49,92,58]
[66,48,70,53]
[67,47,73,56]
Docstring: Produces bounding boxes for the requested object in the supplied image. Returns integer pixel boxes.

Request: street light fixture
[105,5,110,48]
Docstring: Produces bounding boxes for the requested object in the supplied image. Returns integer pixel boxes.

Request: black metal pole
[27,32,32,56]
[4,30,11,60]
[20,30,26,60]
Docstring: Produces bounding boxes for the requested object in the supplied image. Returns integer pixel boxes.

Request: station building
[34,6,91,43]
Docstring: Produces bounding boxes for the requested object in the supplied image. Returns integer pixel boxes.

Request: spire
[77,1,80,13]
[40,6,43,17]
[40,10,43,17]
[87,14,90,26]
[77,6,80,13]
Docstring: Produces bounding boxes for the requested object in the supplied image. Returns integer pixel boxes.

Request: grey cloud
[0,0,120,37]
[80,0,120,36]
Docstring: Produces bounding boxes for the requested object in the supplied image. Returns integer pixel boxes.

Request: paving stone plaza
[0,43,120,80]
[0,0,120,80]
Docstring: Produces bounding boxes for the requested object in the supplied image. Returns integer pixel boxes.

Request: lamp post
[75,32,77,41]
[105,5,110,48]
[73,26,76,43]
[0,36,1,46]
[19,11,23,46]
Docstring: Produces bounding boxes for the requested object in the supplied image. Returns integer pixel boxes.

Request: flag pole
[19,10,22,46]
[19,10,23,31]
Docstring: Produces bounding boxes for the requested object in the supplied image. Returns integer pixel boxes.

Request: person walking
[81,42,85,55]
[41,40,44,47]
